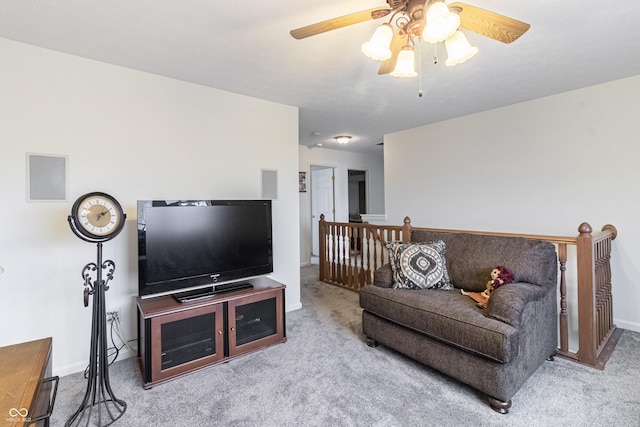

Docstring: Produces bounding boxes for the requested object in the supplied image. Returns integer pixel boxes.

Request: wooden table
[0,338,57,427]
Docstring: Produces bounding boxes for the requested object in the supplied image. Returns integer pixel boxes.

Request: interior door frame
[310,164,336,258]
[347,168,369,218]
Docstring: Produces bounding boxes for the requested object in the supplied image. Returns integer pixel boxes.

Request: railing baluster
[356,223,366,289]
[558,244,569,355]
[342,224,348,287]
[331,222,337,284]
[337,223,341,283]
[344,224,350,288]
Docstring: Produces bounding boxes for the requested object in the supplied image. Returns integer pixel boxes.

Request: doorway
[348,170,367,222]
[310,165,335,257]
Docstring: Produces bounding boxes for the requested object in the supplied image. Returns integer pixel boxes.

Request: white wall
[0,38,301,376]
[384,75,640,332]
[298,146,384,265]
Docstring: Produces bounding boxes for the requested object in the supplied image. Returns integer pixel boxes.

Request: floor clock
[66,192,127,426]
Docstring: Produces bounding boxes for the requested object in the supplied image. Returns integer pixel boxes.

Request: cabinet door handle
[230,327,235,331]
[218,330,223,335]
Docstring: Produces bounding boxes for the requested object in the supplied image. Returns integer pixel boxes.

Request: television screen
[138,200,273,297]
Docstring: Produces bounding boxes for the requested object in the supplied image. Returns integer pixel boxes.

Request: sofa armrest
[485,282,550,327]
[373,264,394,288]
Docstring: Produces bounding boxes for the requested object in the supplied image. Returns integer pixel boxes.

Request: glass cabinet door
[235,297,278,346]
[151,303,224,381]
[161,312,217,369]
[228,289,284,357]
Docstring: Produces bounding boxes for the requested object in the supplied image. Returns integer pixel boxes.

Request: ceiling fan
[290,0,530,77]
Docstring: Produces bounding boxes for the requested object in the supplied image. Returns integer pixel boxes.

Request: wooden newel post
[319,214,326,281]
[402,216,412,243]
[602,224,618,240]
[575,221,619,368]
[576,222,596,366]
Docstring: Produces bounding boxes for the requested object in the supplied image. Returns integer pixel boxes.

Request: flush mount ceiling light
[291,1,530,79]
[334,135,352,144]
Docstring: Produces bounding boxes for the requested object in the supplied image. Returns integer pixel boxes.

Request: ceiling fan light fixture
[290,2,531,81]
[361,23,393,60]
[422,1,460,43]
[445,31,478,66]
[335,135,352,144]
[390,46,417,78]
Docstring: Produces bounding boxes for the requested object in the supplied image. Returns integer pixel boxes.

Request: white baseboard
[54,347,137,377]
[286,302,303,312]
[614,319,640,333]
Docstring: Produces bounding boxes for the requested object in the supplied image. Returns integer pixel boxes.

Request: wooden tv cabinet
[137,276,286,388]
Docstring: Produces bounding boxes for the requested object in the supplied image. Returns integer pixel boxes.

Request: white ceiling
[1,0,639,154]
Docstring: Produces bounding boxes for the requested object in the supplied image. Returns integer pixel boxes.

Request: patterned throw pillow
[386,240,453,290]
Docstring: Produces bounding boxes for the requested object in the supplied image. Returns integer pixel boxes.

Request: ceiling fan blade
[449,2,530,44]
[290,7,391,39]
[378,30,408,75]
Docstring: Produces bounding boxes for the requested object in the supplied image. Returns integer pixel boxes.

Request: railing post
[402,216,412,242]
[319,214,326,282]
[362,221,369,286]
[576,222,596,367]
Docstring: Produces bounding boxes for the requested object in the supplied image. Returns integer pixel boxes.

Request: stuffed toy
[461,266,514,309]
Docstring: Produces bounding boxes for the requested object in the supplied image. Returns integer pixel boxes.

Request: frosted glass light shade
[445,31,478,66]
[390,46,417,77]
[423,1,460,43]
[361,24,393,60]
[335,135,352,144]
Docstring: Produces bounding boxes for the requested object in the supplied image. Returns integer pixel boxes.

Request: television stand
[137,276,285,388]
[173,281,254,303]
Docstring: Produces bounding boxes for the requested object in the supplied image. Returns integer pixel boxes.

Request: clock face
[78,196,121,236]
[70,192,126,241]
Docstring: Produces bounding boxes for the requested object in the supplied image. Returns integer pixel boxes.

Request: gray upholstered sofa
[359,230,558,413]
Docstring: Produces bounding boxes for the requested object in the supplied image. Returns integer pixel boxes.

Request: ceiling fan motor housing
[387,0,406,9]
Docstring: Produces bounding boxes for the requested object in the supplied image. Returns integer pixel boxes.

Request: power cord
[83,314,138,379]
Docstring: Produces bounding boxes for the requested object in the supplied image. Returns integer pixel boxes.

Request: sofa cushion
[373,264,394,288]
[410,231,557,292]
[387,241,454,290]
[360,284,519,363]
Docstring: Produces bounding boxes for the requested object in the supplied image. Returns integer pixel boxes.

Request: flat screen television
[137,199,273,298]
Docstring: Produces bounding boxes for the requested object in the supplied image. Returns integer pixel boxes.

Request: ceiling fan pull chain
[434,43,438,64]
[418,41,423,98]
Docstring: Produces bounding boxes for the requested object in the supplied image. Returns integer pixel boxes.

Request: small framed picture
[299,172,307,192]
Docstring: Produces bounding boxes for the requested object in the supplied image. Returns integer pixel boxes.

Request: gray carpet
[51,265,640,426]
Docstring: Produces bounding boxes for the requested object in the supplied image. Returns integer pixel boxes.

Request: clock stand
[66,192,127,427]
[65,241,126,427]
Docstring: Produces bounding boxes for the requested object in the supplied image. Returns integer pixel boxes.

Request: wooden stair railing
[317,215,620,370]
[318,214,404,291]
[572,222,620,369]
